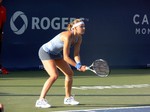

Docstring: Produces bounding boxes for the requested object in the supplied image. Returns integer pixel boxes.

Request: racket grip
[85,67,90,70]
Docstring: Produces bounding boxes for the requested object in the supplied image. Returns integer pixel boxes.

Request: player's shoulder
[61,31,72,36]
[61,31,72,41]
[61,31,72,39]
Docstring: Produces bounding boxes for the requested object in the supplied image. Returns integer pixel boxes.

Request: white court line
[72,84,150,90]
[54,106,150,112]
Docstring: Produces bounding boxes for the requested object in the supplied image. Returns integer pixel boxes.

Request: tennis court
[0,69,150,112]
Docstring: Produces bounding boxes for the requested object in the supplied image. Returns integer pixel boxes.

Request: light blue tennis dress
[42,33,64,55]
[38,33,78,60]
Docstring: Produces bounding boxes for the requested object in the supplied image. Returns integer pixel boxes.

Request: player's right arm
[62,32,77,67]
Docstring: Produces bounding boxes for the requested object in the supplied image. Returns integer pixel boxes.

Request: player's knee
[50,75,59,81]
[68,71,74,77]
[65,76,72,82]
[65,71,74,81]
[69,70,74,76]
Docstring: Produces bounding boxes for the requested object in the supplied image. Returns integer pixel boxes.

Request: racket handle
[85,67,90,70]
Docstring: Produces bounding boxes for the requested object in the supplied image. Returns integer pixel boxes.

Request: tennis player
[35,19,87,108]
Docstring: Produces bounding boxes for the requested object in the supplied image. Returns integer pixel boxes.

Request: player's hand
[78,65,87,72]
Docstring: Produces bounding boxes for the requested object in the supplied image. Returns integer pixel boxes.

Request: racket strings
[93,60,109,76]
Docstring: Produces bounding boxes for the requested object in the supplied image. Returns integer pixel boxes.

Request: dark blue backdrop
[2,0,150,70]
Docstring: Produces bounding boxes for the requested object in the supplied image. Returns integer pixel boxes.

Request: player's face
[76,24,85,35]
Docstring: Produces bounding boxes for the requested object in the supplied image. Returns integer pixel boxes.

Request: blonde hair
[67,19,83,31]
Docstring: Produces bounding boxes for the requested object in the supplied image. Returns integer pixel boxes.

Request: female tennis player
[35,19,87,108]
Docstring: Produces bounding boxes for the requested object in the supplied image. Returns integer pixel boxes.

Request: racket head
[92,59,110,77]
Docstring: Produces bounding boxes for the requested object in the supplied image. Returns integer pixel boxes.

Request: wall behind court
[2,0,150,70]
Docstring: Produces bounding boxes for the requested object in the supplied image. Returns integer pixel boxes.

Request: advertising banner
[2,0,150,69]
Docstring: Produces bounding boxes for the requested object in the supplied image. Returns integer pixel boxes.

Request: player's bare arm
[62,31,76,67]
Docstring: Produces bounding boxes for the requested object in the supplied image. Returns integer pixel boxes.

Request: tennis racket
[86,59,110,77]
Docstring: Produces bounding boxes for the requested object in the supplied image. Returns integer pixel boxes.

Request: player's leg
[56,59,73,97]
[55,59,79,105]
[36,60,59,108]
[40,60,59,99]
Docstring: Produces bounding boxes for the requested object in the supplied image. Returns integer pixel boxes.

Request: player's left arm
[74,36,86,71]
[74,36,82,64]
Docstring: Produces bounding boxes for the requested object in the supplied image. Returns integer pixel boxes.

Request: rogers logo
[10,11,89,35]
[10,11,28,35]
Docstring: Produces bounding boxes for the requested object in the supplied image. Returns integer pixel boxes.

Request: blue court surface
[55,106,150,112]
